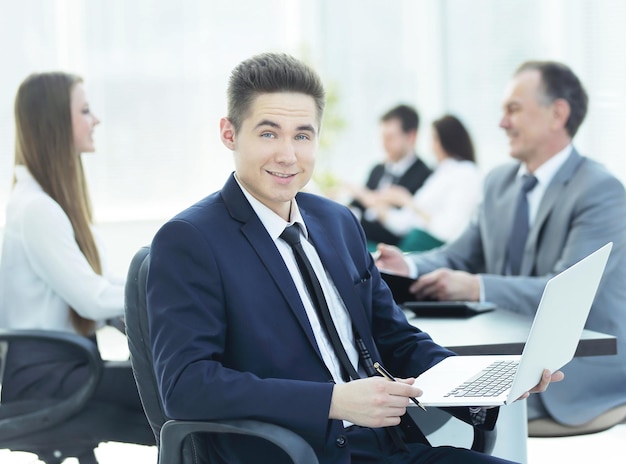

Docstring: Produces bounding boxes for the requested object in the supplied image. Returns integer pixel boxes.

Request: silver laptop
[412,242,612,407]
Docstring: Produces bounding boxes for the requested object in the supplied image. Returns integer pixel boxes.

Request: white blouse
[0,166,124,333]
[382,158,482,242]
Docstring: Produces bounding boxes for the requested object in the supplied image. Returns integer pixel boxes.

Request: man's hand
[377,185,414,207]
[351,188,392,210]
[329,376,422,427]
[516,369,565,401]
[410,268,481,301]
[374,244,410,276]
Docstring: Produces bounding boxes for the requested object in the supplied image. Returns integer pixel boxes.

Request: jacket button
[336,435,346,447]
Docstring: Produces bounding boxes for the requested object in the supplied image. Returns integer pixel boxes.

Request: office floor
[1,426,624,463]
[2,328,623,463]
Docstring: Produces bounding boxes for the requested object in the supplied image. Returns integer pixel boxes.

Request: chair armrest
[0,329,103,441]
[159,419,319,464]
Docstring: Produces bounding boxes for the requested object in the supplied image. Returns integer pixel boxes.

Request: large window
[438,0,626,176]
[1,0,625,226]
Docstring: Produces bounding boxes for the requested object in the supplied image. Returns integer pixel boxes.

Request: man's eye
[261,133,275,139]
[295,134,310,141]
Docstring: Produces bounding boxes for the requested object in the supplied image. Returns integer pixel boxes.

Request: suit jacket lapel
[492,166,520,274]
[368,164,385,189]
[221,175,325,362]
[522,149,583,274]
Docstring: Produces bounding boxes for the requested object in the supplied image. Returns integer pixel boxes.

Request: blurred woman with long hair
[0,72,152,444]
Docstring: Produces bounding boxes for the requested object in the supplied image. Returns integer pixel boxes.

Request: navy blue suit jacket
[147,173,485,462]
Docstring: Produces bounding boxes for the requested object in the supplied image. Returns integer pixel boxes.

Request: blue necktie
[506,175,538,275]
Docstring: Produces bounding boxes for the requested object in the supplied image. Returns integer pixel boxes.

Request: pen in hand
[373,361,427,411]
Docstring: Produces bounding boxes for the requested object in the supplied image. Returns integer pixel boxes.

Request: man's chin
[508,147,525,161]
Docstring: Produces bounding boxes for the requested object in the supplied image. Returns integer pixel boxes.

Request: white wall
[2,0,626,232]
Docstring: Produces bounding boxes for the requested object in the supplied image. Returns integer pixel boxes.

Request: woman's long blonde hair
[14,72,100,335]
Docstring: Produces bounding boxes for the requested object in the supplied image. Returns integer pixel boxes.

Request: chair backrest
[124,245,165,445]
[125,246,319,464]
[0,330,114,463]
[0,329,102,441]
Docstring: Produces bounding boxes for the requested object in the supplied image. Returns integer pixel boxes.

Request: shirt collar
[437,157,462,169]
[517,144,573,186]
[234,174,308,241]
[385,152,417,177]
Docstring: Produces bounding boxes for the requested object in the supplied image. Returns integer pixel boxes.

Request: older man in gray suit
[376,61,626,430]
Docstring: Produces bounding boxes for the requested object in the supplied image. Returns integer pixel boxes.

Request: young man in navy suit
[146,52,559,463]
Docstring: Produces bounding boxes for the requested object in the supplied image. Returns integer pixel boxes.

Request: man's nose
[276,139,297,162]
[499,114,509,129]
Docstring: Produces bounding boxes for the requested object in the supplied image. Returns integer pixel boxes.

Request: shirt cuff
[363,208,378,221]
[478,275,485,302]
[469,406,487,426]
[404,256,419,279]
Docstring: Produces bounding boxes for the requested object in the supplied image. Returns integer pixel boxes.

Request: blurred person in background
[0,72,153,444]
[347,104,431,248]
[370,114,482,252]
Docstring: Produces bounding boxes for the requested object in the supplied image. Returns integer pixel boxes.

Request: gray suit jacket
[411,148,626,425]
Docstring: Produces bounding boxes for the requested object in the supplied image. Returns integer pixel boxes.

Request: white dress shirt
[382,158,482,242]
[377,151,419,189]
[0,166,125,333]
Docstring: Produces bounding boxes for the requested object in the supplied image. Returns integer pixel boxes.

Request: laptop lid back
[507,242,612,402]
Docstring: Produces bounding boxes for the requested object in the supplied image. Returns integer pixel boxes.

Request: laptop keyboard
[444,360,519,398]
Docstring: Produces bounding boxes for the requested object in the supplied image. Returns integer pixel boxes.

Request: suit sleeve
[407,212,487,275]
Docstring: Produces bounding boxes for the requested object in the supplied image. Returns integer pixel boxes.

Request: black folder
[402,301,495,318]
[380,271,495,318]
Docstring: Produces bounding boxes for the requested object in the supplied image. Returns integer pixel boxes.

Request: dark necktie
[281,224,411,452]
[280,224,360,381]
[381,169,399,187]
[506,174,538,275]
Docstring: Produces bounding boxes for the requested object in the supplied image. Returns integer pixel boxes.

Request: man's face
[381,118,415,162]
[499,70,558,164]
[220,92,319,221]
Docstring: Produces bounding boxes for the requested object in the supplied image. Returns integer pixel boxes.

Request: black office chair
[0,329,155,463]
[124,246,319,464]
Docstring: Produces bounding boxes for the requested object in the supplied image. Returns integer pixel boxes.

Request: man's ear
[220,117,236,150]
[552,99,571,131]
